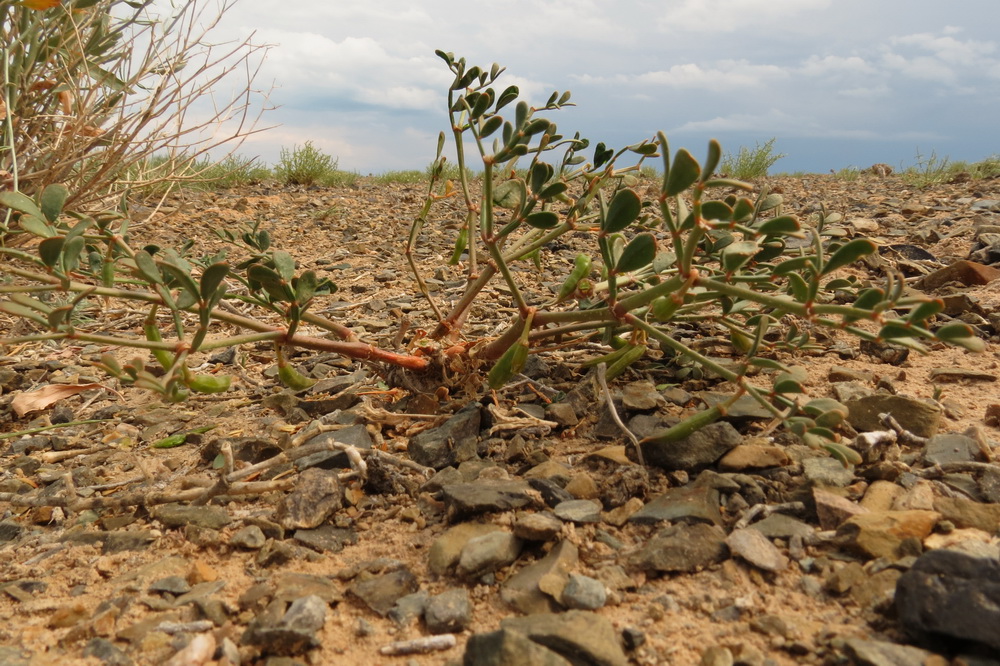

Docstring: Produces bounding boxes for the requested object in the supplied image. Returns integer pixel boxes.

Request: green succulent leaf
[821,238,877,276]
[756,215,802,236]
[493,179,526,210]
[538,182,568,199]
[0,191,43,218]
[907,299,943,324]
[488,341,529,389]
[62,235,85,274]
[702,139,722,181]
[294,270,319,304]
[248,265,290,301]
[38,236,65,269]
[272,251,296,281]
[479,115,503,138]
[19,215,56,238]
[496,85,519,110]
[602,189,641,233]
[200,263,230,301]
[615,232,657,273]
[664,149,700,197]
[524,211,560,229]
[133,250,163,284]
[40,184,69,223]
[700,200,733,222]
[721,240,759,273]
[935,322,986,352]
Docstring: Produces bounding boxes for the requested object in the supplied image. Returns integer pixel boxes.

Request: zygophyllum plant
[0,51,984,465]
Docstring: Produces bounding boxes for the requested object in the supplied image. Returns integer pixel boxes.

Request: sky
[191,0,1000,175]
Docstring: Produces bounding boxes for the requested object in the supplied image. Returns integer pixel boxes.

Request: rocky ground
[2,170,1000,666]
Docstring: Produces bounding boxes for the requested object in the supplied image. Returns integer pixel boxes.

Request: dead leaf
[19,0,61,10]
[12,383,118,418]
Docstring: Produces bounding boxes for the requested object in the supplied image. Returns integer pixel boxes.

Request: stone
[528,477,575,508]
[82,638,133,666]
[500,610,628,666]
[560,574,607,610]
[388,590,429,627]
[916,260,1000,290]
[749,513,814,540]
[424,588,473,634]
[717,444,790,471]
[860,480,903,512]
[152,503,231,530]
[524,461,572,485]
[837,510,940,559]
[242,595,326,656]
[933,496,1000,533]
[725,528,788,572]
[828,366,874,383]
[428,523,505,576]
[440,480,535,520]
[230,525,267,549]
[845,395,942,437]
[513,512,563,541]
[297,423,373,469]
[700,392,774,420]
[564,472,600,500]
[924,433,982,465]
[813,487,868,530]
[348,568,419,616]
[802,457,855,487]
[896,549,1000,652]
[843,638,934,666]
[626,523,728,573]
[463,628,572,666]
[272,572,342,604]
[293,525,357,553]
[408,402,482,469]
[545,402,579,427]
[621,380,664,411]
[553,499,602,524]
[457,531,523,579]
[276,467,342,530]
[629,479,723,526]
[640,421,742,470]
[501,540,578,614]
[699,646,734,666]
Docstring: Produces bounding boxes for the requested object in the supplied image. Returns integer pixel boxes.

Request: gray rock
[896,549,1000,652]
[629,480,723,526]
[527,477,575,508]
[429,523,506,576]
[293,525,357,553]
[243,595,327,655]
[843,638,934,666]
[409,402,482,469]
[348,567,419,616]
[621,380,664,411]
[152,503,231,530]
[802,456,855,487]
[924,433,981,465]
[845,395,942,437]
[424,588,473,634]
[979,466,1000,503]
[626,523,728,573]
[297,423,373,469]
[149,575,191,595]
[725,528,788,572]
[0,520,25,543]
[501,540,578,614]
[272,572,343,604]
[640,421,742,470]
[560,574,607,610]
[699,392,772,420]
[457,531,523,579]
[750,513,814,540]
[276,467,342,530]
[545,402,579,427]
[513,512,563,541]
[388,590,429,627]
[231,525,267,550]
[501,610,628,666]
[553,499,601,524]
[464,628,572,666]
[699,646,734,666]
[441,480,535,520]
[82,637,133,666]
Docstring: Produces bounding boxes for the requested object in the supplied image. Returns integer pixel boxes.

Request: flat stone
[621,380,664,411]
[441,480,535,521]
[512,512,563,542]
[924,434,982,465]
[429,523,506,576]
[82,637,132,666]
[802,457,855,487]
[424,588,473,634]
[843,638,933,666]
[896,549,1000,652]
[626,523,728,573]
[388,590,429,627]
[348,567,419,616]
[501,610,628,666]
[828,367,874,383]
[813,487,868,530]
[916,259,1000,290]
[152,503,231,530]
[749,513,814,540]
[860,480,904,512]
[560,574,607,610]
[272,572,342,604]
[837,510,940,559]
[457,531,523,579]
[243,595,326,656]
[929,367,997,383]
[725,528,788,572]
[276,467,342,530]
[699,392,773,420]
[463,628,572,666]
[293,525,357,553]
[717,444,790,471]
[545,402,579,427]
[933,496,1000,533]
[640,421,742,470]
[553,499,602,524]
[845,395,942,437]
[629,480,722,526]
[564,472,600,500]
[699,646,734,666]
[408,402,482,469]
[230,525,267,550]
[501,540,578,614]
[297,423,373,469]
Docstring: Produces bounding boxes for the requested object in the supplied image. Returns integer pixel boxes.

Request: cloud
[656,0,831,33]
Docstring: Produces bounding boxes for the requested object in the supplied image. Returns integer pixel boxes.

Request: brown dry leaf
[12,382,117,418]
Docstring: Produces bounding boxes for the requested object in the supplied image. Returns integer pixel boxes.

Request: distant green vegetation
[901,150,1000,187]
[720,138,786,180]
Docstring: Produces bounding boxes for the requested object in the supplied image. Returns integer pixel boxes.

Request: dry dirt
[2,171,1000,666]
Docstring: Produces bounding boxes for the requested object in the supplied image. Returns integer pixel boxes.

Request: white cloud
[656,0,831,32]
